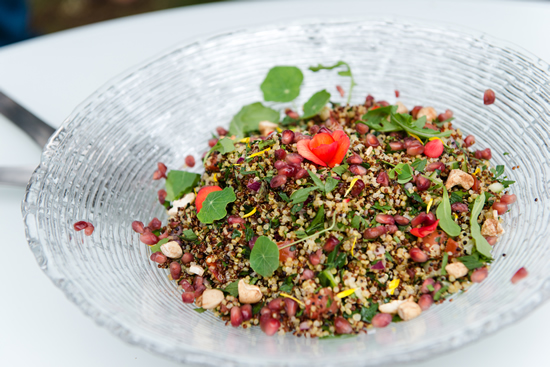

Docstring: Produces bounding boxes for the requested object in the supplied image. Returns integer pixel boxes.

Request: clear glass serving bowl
[22,19,550,366]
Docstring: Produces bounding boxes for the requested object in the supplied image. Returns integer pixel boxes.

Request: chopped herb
[197,187,237,224]
[436,187,461,237]
[244,225,254,242]
[372,202,392,211]
[360,302,379,323]
[309,61,356,104]
[279,274,297,293]
[258,139,275,150]
[449,191,468,204]
[193,307,207,313]
[433,286,449,301]
[426,284,435,292]
[231,230,242,239]
[291,203,304,214]
[390,113,452,138]
[223,281,240,297]
[384,252,395,262]
[351,215,367,230]
[458,253,486,270]
[249,236,280,277]
[278,192,290,202]
[490,165,505,178]
[281,115,299,126]
[319,269,337,288]
[212,137,236,155]
[411,158,427,172]
[303,90,331,119]
[181,229,198,242]
[150,238,169,253]
[290,186,318,204]
[503,152,510,156]
[165,170,201,201]
[319,333,357,340]
[388,163,414,184]
[332,164,349,176]
[260,66,303,102]
[306,206,326,235]
[252,302,265,315]
[324,177,340,193]
[440,252,449,275]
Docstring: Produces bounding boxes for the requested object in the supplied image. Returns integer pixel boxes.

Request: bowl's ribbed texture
[22,19,550,366]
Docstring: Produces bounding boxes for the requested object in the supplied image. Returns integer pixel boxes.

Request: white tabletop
[1,0,549,366]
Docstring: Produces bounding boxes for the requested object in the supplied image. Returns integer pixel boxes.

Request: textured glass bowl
[23,19,550,366]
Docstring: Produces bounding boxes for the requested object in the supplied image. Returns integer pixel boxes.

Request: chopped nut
[445,169,474,190]
[189,264,205,276]
[258,121,279,137]
[238,279,263,304]
[396,101,408,114]
[198,289,224,309]
[397,300,422,321]
[168,192,195,217]
[379,299,405,314]
[445,262,469,279]
[160,241,183,259]
[481,218,505,236]
[417,106,437,122]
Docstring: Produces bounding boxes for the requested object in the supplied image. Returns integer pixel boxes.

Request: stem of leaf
[278,215,337,251]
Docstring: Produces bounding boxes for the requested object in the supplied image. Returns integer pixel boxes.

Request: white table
[1,1,549,366]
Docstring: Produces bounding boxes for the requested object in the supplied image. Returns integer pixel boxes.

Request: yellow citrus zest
[387,278,400,295]
[426,198,434,213]
[408,133,423,144]
[280,293,305,306]
[473,167,481,176]
[454,213,458,220]
[336,288,357,299]
[212,173,218,182]
[248,147,271,159]
[351,236,357,257]
[242,207,257,218]
[276,127,282,133]
[344,177,359,197]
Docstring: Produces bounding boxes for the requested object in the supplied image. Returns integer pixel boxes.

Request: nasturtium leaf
[211,137,235,155]
[228,102,280,138]
[196,187,236,224]
[260,66,304,102]
[303,90,331,119]
[436,187,461,237]
[165,170,201,202]
[470,195,493,259]
[250,236,280,277]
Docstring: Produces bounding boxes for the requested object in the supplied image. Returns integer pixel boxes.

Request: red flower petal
[410,219,440,238]
[311,141,338,164]
[310,133,335,149]
[327,130,351,168]
[297,140,327,166]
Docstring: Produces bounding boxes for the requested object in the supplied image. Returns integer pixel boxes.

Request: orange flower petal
[310,133,335,149]
[311,141,338,164]
[327,130,351,168]
[297,139,327,166]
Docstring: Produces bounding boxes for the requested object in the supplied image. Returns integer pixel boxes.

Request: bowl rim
[22,16,550,367]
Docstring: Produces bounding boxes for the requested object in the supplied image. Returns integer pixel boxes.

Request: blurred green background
[30,0,222,34]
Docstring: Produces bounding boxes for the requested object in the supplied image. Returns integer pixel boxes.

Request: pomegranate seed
[153,171,164,180]
[464,135,476,147]
[511,267,528,284]
[409,248,429,262]
[170,262,182,279]
[334,316,353,334]
[500,194,517,205]
[295,168,308,179]
[158,189,167,205]
[140,232,159,245]
[228,215,245,226]
[309,125,320,135]
[475,150,483,159]
[150,252,167,264]
[284,298,298,317]
[418,294,434,311]
[309,251,321,265]
[407,145,425,156]
[158,230,169,240]
[285,153,304,165]
[241,304,253,321]
[274,149,287,160]
[248,236,258,250]
[336,85,345,97]
[230,306,243,327]
[270,175,287,188]
[318,126,333,135]
[415,175,431,191]
[365,94,375,107]
[411,212,428,227]
[346,153,363,164]
[285,109,300,120]
[260,316,281,336]
[302,269,315,280]
[281,130,295,145]
[208,138,218,147]
[394,90,400,98]
[216,126,228,136]
[424,139,444,158]
[268,298,284,311]
[484,236,498,246]
[421,278,435,294]
[394,215,410,226]
[131,221,145,233]
[349,164,367,176]
[181,292,195,303]
[425,212,437,225]
[471,267,488,283]
[481,148,492,160]
[278,166,297,177]
[84,223,94,236]
[404,137,421,148]
[492,202,508,215]
[371,313,392,328]
[363,226,387,239]
[74,221,88,231]
[411,106,422,119]
[389,141,405,151]
[356,123,369,134]
[377,171,390,186]
[148,217,162,231]
[293,133,311,143]
[323,237,340,252]
[185,155,195,167]
[483,89,496,105]
[386,224,398,234]
[365,133,380,147]
[425,162,445,172]
[451,203,469,213]
[376,214,395,225]
[182,252,194,264]
[157,162,167,175]
[179,279,194,292]
[274,160,288,170]
[350,179,365,197]
[378,101,389,107]
[260,307,271,316]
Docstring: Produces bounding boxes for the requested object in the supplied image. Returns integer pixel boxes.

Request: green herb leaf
[231,230,242,239]
[249,236,280,277]
[279,274,297,293]
[278,192,290,203]
[436,187,461,237]
[318,269,337,288]
[491,165,505,178]
[260,66,304,102]
[359,105,400,132]
[165,170,201,202]
[501,179,515,188]
[427,284,435,292]
[389,163,414,184]
[150,238,169,253]
[449,191,468,204]
[332,164,349,176]
[470,195,493,259]
[211,137,235,155]
[411,158,427,172]
[360,302,378,323]
[295,230,307,239]
[325,177,339,193]
[258,139,276,150]
[194,307,207,313]
[307,169,325,190]
[458,253,486,270]
[181,229,198,242]
[390,113,452,138]
[309,61,356,104]
[291,203,304,214]
[290,186,318,204]
[440,252,449,275]
[306,206,325,235]
[223,281,240,297]
[303,90,331,119]
[228,102,280,138]
[384,252,395,263]
[351,215,367,230]
[433,285,449,301]
[197,187,237,224]
[372,202,392,212]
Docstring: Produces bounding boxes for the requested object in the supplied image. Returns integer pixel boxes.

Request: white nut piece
[189,264,205,276]
[417,106,437,122]
[167,192,195,217]
[445,169,475,190]
[481,218,505,236]
[160,241,183,259]
[238,279,263,304]
[379,299,405,314]
[397,300,422,321]
[445,262,469,279]
[396,101,409,114]
[258,121,279,137]
[198,289,225,309]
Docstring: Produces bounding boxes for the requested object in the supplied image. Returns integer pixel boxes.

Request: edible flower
[297,130,350,168]
[387,278,400,295]
[410,219,440,238]
[336,288,357,299]
[242,207,257,218]
[280,292,305,306]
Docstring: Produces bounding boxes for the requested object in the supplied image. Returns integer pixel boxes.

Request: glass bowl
[22,19,550,366]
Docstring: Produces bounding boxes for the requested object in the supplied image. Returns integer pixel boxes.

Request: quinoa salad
[122,64,524,338]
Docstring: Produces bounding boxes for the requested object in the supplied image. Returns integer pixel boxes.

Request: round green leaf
[303,89,331,119]
[196,187,236,224]
[260,66,304,102]
[250,236,280,277]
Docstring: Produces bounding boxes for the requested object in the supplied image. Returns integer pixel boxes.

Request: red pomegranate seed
[318,126,332,135]
[228,215,245,226]
[148,217,162,231]
[418,294,434,311]
[475,150,483,159]
[349,164,367,176]
[471,267,488,283]
[270,175,287,188]
[411,106,422,119]
[285,108,300,120]
[74,221,88,231]
[170,262,182,279]
[451,203,469,213]
[274,160,288,170]
[295,168,308,179]
[309,125,320,135]
[394,215,410,226]
[484,236,498,246]
[268,298,284,311]
[260,307,271,316]
[284,298,298,317]
[293,133,311,143]
[140,232,159,245]
[377,171,390,186]
[336,85,345,97]
[182,252,194,264]
[281,130,295,145]
[511,267,528,284]
[248,236,258,250]
[274,149,287,160]
[365,94,375,107]
[492,202,508,215]
[193,276,204,289]
[404,137,421,148]
[231,306,243,327]
[216,126,228,136]
[386,224,398,234]
[323,237,340,252]
[356,122,369,134]
[285,153,303,165]
[424,139,444,158]
[157,162,167,175]
[376,214,395,225]
[365,133,380,147]
[411,212,428,227]
[483,89,496,105]
[241,304,253,321]
[158,189,167,205]
[309,250,321,265]
[378,100,389,107]
[179,279,194,292]
[421,278,435,294]
[260,316,281,336]
[363,226,387,239]
[407,145,425,156]
[371,313,392,328]
[334,316,353,334]
[394,90,400,98]
[389,141,405,151]
[150,252,167,264]
[481,148,492,160]
[346,153,363,164]
[425,162,445,172]
[208,138,218,147]
[415,175,431,191]
[350,179,365,197]
[424,213,437,225]
[409,248,429,262]
[500,194,517,205]
[278,166,297,177]
[194,284,206,298]
[302,268,315,280]
[464,135,476,147]
[84,223,94,236]
[185,155,195,167]
[181,292,195,303]
[131,221,145,233]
